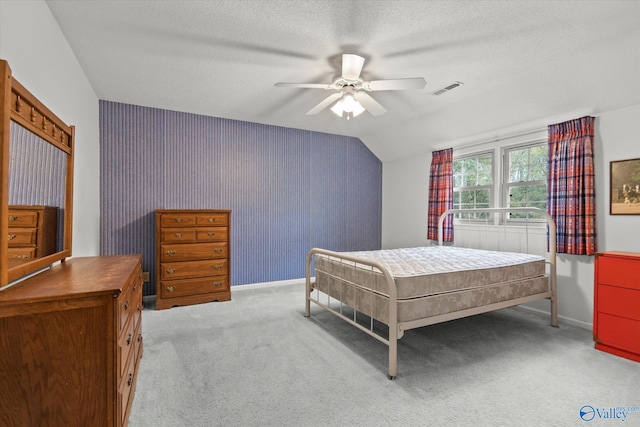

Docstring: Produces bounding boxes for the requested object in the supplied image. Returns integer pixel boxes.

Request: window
[452,140,548,223]
[453,152,493,219]
[503,142,548,220]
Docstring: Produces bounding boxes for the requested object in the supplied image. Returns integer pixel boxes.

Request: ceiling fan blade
[365,77,426,91]
[306,93,343,115]
[356,92,387,116]
[342,54,365,80]
[275,82,332,89]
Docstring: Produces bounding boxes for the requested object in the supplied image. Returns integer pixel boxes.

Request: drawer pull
[174,232,184,238]
[215,265,223,270]
[137,334,143,343]
[166,250,176,256]
[214,247,223,253]
[208,232,216,237]
[138,303,144,311]
[207,217,215,223]
[8,216,17,221]
[124,301,130,311]
[127,333,132,346]
[8,234,16,240]
[128,373,133,387]
[133,283,137,292]
[11,255,28,259]
[166,268,176,275]
[214,281,223,287]
[174,218,183,223]
[166,286,176,292]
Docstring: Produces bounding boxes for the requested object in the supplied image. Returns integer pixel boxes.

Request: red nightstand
[593,251,640,362]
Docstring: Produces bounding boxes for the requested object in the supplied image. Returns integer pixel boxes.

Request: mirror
[1,59,74,288]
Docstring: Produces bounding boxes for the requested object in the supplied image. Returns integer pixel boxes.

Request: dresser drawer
[8,210,38,227]
[134,323,143,363]
[195,212,229,226]
[160,276,229,298]
[161,228,197,243]
[196,227,228,242]
[597,312,640,354]
[118,316,136,379]
[597,284,640,322]
[161,259,228,280]
[160,213,197,228]
[118,285,134,333]
[7,228,36,246]
[7,247,36,260]
[161,242,228,262]
[132,286,143,333]
[597,256,640,290]
[118,353,138,427]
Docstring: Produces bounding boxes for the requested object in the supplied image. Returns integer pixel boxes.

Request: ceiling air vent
[432,81,463,96]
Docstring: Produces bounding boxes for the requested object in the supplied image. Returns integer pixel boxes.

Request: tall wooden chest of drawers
[0,255,144,426]
[155,209,231,309]
[8,205,58,261]
[593,251,640,362]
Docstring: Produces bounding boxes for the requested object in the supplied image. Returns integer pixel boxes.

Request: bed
[304,207,557,379]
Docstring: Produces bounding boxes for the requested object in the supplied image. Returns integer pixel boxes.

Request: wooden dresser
[8,205,58,261]
[0,255,144,426]
[593,251,640,362]
[155,209,231,309]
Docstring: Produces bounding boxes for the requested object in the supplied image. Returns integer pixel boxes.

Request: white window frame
[452,137,548,227]
[501,139,548,224]
[452,151,494,220]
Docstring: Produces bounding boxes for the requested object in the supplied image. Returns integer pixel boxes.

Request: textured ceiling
[46,0,640,161]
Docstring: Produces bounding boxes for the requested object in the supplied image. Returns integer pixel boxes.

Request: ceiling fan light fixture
[342,93,357,112]
[331,100,344,117]
[332,93,366,118]
[351,99,365,117]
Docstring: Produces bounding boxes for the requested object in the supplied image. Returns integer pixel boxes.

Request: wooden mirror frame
[0,59,74,287]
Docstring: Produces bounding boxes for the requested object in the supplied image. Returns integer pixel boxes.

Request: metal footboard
[305,248,399,379]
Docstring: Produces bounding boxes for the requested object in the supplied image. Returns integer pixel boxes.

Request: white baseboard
[232,277,307,291]
[515,305,592,331]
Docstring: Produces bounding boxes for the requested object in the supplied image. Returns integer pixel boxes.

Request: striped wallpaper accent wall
[100,101,382,296]
[9,122,67,207]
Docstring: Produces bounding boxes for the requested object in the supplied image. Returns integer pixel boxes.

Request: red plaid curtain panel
[427,148,454,242]
[547,116,597,255]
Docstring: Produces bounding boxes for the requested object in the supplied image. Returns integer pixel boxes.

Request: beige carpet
[129,283,640,426]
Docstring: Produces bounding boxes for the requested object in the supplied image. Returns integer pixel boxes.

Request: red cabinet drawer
[597,256,640,290]
[596,313,640,355]
[597,284,640,322]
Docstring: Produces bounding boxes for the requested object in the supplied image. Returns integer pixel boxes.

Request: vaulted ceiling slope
[46,0,640,162]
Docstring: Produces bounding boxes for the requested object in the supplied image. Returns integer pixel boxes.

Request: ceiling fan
[275,54,426,119]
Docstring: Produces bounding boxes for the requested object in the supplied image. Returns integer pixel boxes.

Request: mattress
[314,246,546,300]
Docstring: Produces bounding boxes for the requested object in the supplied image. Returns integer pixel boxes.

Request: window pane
[463,157,478,186]
[509,149,528,182]
[453,173,463,188]
[477,155,493,185]
[509,186,527,206]
[528,184,547,204]
[476,189,490,204]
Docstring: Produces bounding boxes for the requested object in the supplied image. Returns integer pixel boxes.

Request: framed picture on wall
[610,157,640,215]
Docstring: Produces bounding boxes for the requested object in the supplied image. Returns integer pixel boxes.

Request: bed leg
[305,279,312,318]
[550,296,558,328]
[388,330,398,380]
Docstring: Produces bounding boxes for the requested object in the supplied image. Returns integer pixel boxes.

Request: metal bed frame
[305,207,557,379]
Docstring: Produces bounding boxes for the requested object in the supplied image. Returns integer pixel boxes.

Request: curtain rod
[433,126,547,152]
